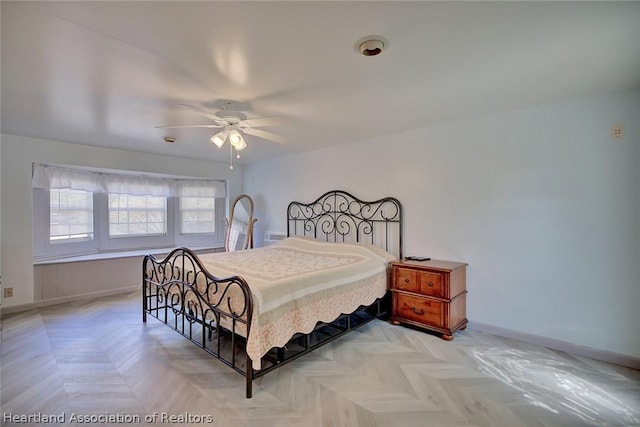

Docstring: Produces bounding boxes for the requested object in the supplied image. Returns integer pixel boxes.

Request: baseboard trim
[469,321,640,370]
[1,285,140,316]
[0,302,36,315]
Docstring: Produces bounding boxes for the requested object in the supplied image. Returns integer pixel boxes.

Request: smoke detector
[355,36,388,56]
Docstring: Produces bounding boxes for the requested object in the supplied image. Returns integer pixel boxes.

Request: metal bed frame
[142,190,402,398]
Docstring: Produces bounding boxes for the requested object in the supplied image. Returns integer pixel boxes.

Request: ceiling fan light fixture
[156,102,285,169]
[210,130,227,148]
[229,129,246,150]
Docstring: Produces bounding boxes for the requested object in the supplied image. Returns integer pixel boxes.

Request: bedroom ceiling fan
[155,102,285,168]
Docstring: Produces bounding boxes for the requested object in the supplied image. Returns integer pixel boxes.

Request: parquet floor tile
[2,291,639,427]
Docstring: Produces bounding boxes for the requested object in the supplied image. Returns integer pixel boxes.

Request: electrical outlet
[3,287,14,298]
[611,123,624,140]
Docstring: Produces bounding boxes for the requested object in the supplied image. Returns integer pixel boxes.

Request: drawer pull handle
[410,306,425,315]
[403,303,425,315]
[404,278,410,283]
[428,282,434,287]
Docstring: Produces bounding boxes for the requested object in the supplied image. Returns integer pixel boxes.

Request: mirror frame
[224,194,258,251]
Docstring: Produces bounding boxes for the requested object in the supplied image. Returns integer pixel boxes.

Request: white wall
[0,134,242,308]
[243,90,640,358]
[0,137,2,304]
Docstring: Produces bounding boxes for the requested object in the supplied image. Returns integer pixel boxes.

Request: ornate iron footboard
[142,248,255,395]
[142,190,402,398]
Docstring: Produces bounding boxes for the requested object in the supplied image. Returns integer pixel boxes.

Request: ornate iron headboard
[287,190,403,259]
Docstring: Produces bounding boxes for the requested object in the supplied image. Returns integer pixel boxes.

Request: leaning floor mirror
[224,194,258,251]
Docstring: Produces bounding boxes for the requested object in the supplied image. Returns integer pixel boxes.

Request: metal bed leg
[246,356,253,398]
[142,282,147,322]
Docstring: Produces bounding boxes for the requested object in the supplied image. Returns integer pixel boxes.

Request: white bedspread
[198,237,393,314]
[195,237,396,367]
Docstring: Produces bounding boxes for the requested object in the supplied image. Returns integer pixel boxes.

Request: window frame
[174,197,226,248]
[98,193,175,251]
[33,188,99,258]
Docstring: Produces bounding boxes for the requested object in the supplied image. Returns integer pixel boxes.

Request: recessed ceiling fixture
[163,136,176,143]
[355,35,388,56]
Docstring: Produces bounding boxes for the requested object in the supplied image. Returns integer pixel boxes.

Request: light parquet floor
[1,291,639,427]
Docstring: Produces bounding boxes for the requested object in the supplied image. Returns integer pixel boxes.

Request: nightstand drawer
[394,267,418,293]
[394,293,444,328]
[418,271,444,298]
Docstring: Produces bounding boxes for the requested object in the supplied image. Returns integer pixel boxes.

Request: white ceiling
[2,1,639,165]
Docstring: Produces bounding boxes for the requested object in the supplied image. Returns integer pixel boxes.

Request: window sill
[33,245,223,265]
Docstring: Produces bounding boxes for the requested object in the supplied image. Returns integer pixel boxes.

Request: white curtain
[32,164,226,197]
[178,180,225,198]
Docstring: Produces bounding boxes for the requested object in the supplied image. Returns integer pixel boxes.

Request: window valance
[32,164,226,198]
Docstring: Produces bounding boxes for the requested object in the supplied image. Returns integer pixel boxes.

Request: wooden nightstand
[390,259,468,340]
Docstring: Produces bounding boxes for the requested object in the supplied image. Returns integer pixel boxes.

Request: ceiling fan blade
[239,117,284,127]
[178,104,221,122]
[242,127,286,144]
[154,124,223,129]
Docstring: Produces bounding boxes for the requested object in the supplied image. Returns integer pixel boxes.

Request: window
[180,194,216,234]
[109,194,167,237]
[49,188,94,242]
[32,164,226,260]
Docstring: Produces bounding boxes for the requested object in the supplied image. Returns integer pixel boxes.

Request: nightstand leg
[441,334,454,341]
[391,320,401,326]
